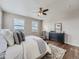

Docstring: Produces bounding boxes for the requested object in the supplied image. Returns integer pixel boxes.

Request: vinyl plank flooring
[44,40,79,59]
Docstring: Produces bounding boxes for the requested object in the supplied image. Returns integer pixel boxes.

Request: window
[32,21,38,32]
[13,18,24,30]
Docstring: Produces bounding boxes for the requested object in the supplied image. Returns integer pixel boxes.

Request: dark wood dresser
[49,32,64,43]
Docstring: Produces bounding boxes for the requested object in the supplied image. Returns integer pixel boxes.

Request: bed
[0,29,51,59]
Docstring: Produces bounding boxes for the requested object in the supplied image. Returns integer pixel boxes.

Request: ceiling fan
[38,8,49,16]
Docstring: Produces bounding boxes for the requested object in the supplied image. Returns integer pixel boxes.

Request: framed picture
[55,23,62,33]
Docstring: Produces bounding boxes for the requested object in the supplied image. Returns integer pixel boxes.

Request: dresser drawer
[49,32,64,43]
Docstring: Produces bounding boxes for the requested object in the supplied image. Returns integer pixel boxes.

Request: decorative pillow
[13,32,20,44]
[20,31,25,41]
[0,34,7,54]
[16,31,23,43]
[13,31,24,44]
[0,29,14,46]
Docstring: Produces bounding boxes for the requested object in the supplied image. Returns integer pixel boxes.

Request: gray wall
[43,16,79,47]
[2,12,43,37]
[0,8,2,29]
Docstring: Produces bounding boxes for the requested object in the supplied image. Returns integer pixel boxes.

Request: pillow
[13,31,23,44]
[0,29,14,46]
[20,31,25,41]
[16,31,23,43]
[13,32,20,44]
[0,34,7,54]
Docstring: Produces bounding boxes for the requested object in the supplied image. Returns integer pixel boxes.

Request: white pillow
[0,29,14,46]
[0,34,7,54]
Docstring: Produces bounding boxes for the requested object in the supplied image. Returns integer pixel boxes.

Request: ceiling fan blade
[43,13,47,15]
[43,9,48,12]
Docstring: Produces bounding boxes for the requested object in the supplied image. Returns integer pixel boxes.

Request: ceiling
[0,0,79,20]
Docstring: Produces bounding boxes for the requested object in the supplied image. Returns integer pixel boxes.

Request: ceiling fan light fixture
[38,7,49,16]
[38,12,43,16]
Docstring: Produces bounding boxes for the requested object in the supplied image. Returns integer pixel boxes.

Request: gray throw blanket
[34,39,46,54]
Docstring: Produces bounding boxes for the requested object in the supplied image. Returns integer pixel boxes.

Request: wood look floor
[46,40,79,59]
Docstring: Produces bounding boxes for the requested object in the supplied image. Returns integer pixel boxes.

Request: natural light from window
[13,18,24,30]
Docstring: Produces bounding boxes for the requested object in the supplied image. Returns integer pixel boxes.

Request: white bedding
[5,44,23,59]
[0,34,7,54]
[5,36,51,59]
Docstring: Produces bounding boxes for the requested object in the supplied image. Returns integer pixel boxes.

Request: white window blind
[13,18,24,30]
[32,21,38,32]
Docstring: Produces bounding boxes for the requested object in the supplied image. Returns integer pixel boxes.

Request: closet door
[0,9,2,29]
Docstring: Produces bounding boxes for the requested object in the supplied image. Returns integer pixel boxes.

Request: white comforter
[5,36,51,59]
[0,35,7,54]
